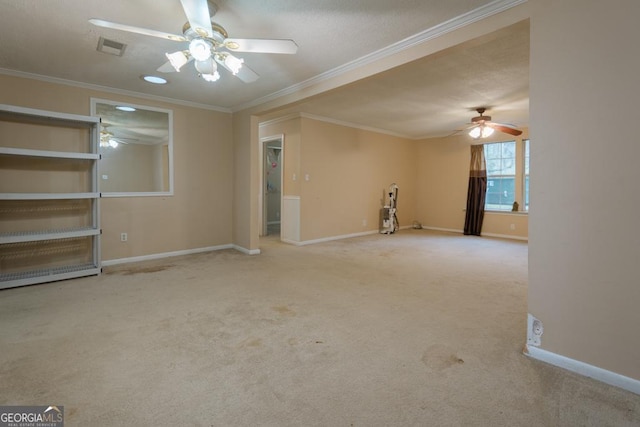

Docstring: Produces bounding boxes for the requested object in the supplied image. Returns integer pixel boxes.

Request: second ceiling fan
[466,108,522,139]
[90,0,298,83]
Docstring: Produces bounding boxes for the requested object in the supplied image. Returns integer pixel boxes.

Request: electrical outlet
[362,219,367,227]
[510,223,516,230]
[527,314,543,347]
[120,232,128,242]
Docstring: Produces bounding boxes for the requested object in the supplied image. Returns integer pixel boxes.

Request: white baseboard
[102,243,256,266]
[281,225,416,246]
[233,245,261,255]
[280,238,300,245]
[482,232,528,241]
[289,229,380,246]
[421,226,463,234]
[421,226,528,241]
[524,345,640,396]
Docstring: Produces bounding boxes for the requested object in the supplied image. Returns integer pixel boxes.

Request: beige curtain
[463,144,487,236]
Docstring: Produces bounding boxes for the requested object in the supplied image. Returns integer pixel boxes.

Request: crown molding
[258,111,414,139]
[299,113,413,139]
[232,0,527,113]
[258,113,302,128]
[0,67,232,113]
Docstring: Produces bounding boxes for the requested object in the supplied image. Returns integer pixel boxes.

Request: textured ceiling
[292,20,530,138]
[0,0,529,139]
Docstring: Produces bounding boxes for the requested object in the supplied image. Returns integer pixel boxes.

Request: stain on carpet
[422,345,465,371]
[272,305,297,317]
[109,265,175,275]
[239,338,263,348]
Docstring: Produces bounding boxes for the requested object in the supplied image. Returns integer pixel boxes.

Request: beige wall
[232,112,260,252]
[260,116,417,242]
[530,0,640,380]
[0,73,234,261]
[299,118,418,241]
[415,131,529,239]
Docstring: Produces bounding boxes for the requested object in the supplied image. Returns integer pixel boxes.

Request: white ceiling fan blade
[234,63,259,83]
[225,38,298,54]
[89,19,186,41]
[179,0,214,37]
[157,61,177,73]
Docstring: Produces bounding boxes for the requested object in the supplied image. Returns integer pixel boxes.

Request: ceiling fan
[466,108,522,139]
[100,125,139,148]
[89,0,298,83]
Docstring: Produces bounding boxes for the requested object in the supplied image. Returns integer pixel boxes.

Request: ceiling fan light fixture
[196,58,220,82]
[195,58,217,75]
[469,125,495,139]
[166,51,189,71]
[100,139,119,148]
[189,38,212,62]
[201,71,220,82]
[224,54,244,75]
[482,126,495,138]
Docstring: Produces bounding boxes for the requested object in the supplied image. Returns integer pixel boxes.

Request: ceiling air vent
[97,37,127,56]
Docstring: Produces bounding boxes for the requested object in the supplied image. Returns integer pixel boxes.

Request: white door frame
[259,134,284,236]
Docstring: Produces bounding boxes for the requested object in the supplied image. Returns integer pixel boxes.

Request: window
[485,141,516,211]
[483,139,529,212]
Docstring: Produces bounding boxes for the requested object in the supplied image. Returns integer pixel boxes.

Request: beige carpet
[0,229,638,426]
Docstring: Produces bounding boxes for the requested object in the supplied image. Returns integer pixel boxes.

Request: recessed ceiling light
[115,106,136,112]
[142,75,168,85]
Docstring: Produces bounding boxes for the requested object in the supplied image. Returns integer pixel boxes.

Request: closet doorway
[260,135,283,236]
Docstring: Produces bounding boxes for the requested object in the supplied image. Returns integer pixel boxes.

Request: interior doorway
[260,135,283,237]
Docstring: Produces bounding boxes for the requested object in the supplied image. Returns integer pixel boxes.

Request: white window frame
[483,138,529,212]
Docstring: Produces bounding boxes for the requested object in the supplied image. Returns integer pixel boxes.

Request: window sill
[484,210,528,216]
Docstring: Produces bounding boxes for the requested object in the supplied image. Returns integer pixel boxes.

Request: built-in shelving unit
[0,104,101,289]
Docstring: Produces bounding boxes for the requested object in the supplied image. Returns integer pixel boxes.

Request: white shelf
[0,146,100,160]
[0,264,101,289]
[0,104,100,126]
[0,192,100,200]
[0,227,100,244]
[0,103,101,288]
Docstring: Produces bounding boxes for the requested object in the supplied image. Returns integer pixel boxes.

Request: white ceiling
[0,0,529,139]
